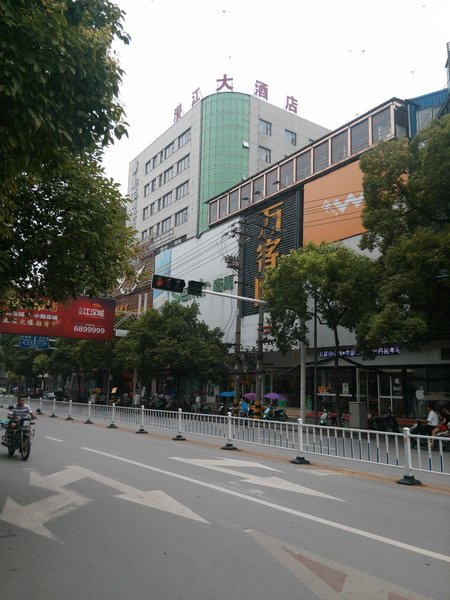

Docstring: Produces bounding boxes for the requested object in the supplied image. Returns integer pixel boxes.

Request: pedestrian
[239,398,249,417]
[411,402,440,447]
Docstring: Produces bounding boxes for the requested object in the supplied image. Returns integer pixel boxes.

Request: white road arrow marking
[0,489,90,541]
[170,457,344,501]
[82,447,450,563]
[1,465,208,540]
[246,529,432,600]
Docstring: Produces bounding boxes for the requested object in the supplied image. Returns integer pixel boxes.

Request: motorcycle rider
[8,397,36,427]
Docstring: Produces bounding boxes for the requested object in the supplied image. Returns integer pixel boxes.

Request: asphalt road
[0,410,448,600]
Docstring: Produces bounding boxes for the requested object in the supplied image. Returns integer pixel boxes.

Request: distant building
[127,91,329,251]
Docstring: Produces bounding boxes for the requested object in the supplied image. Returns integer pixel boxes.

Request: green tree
[264,242,377,420]
[3,152,135,306]
[113,303,228,397]
[0,0,134,308]
[46,337,112,399]
[359,115,450,349]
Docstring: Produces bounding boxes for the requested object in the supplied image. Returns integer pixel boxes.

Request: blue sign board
[19,336,50,350]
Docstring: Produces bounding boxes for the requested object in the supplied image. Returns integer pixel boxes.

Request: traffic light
[152,274,185,293]
[187,280,205,296]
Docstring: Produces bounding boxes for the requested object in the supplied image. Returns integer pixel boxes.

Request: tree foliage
[2,152,135,306]
[113,303,228,393]
[264,243,377,417]
[359,115,450,347]
[0,0,135,308]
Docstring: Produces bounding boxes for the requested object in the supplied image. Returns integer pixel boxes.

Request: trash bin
[349,402,367,428]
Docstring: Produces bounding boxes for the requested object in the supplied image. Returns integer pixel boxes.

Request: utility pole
[225,218,245,410]
[254,228,267,419]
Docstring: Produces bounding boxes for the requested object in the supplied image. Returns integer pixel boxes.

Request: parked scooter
[366,410,400,433]
[261,405,288,422]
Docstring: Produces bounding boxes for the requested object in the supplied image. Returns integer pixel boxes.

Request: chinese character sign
[0,296,116,341]
[191,87,202,106]
[173,103,183,123]
[216,74,233,92]
[243,193,300,316]
[254,80,268,100]
[285,95,298,113]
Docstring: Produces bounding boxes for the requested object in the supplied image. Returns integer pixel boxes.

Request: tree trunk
[333,328,341,425]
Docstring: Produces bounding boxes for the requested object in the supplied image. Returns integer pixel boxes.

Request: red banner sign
[0,296,116,341]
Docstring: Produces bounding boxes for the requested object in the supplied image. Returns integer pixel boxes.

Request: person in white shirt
[411,402,439,446]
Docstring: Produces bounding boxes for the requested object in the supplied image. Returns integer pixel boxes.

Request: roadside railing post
[85,401,93,424]
[222,412,237,450]
[397,427,421,486]
[66,399,74,420]
[136,405,148,434]
[37,398,43,415]
[107,402,118,428]
[50,398,57,417]
[173,408,186,440]
[291,418,311,464]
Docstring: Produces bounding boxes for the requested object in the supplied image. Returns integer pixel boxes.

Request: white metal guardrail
[28,399,449,481]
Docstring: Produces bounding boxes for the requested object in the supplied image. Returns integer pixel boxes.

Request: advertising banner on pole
[0,296,116,341]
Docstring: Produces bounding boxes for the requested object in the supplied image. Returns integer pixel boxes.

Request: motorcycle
[366,410,400,433]
[261,405,288,422]
[1,414,35,460]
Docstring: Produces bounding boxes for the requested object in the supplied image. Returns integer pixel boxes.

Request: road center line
[82,446,450,563]
[45,436,63,442]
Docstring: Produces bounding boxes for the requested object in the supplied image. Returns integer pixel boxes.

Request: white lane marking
[82,447,450,564]
[247,529,431,600]
[45,436,63,442]
[170,457,344,500]
[0,465,209,540]
[0,488,90,541]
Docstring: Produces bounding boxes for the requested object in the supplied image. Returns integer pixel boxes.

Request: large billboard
[0,296,116,341]
[303,161,365,244]
[242,191,301,316]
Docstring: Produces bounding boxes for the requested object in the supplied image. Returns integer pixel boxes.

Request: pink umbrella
[265,392,286,401]
[244,392,256,401]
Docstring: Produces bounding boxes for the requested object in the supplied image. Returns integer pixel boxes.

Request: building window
[160,217,171,233]
[219,196,227,219]
[372,108,391,143]
[141,229,148,240]
[160,191,173,209]
[175,208,188,226]
[163,166,174,184]
[285,129,297,146]
[151,178,157,192]
[152,156,158,169]
[331,130,348,164]
[178,128,191,148]
[176,181,189,200]
[150,202,156,215]
[258,146,271,163]
[280,160,294,186]
[229,190,239,213]
[144,183,150,197]
[240,183,251,208]
[143,206,149,220]
[351,119,369,154]
[164,142,175,159]
[313,141,329,173]
[259,119,272,136]
[177,154,190,174]
[209,200,218,223]
[144,160,152,174]
[296,151,311,180]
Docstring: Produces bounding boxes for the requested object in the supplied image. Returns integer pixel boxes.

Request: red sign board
[0,296,116,341]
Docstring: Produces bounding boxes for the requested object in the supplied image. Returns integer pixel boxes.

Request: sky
[101,0,450,195]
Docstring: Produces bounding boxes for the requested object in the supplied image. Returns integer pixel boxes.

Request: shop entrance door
[357,369,379,415]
